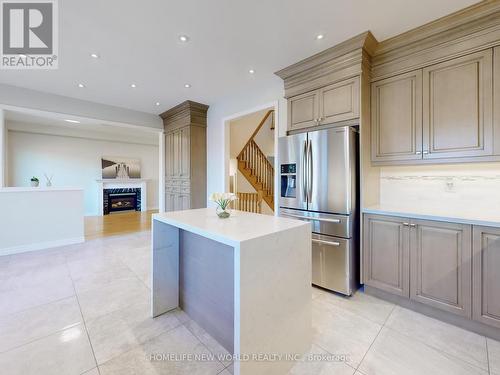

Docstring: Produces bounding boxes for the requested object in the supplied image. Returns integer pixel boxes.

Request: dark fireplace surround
[103,188,141,215]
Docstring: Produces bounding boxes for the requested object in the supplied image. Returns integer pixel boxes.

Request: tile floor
[0,230,498,375]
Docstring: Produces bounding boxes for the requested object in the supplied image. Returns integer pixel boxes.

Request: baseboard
[0,237,85,256]
[364,285,500,342]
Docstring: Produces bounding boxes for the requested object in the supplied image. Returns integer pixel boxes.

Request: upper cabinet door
[288,91,319,131]
[165,131,175,179]
[410,219,472,318]
[318,77,360,125]
[371,70,423,162]
[423,50,493,159]
[473,226,500,329]
[179,126,191,179]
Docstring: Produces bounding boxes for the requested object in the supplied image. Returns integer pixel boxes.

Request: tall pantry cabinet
[160,100,209,211]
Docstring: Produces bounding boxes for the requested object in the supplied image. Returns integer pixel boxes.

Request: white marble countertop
[153,208,310,247]
[363,204,500,228]
[0,187,84,192]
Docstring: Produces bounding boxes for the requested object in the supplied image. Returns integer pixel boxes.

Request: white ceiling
[0,0,480,114]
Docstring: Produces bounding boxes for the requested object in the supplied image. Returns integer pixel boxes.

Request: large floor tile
[385,306,488,371]
[318,289,395,325]
[76,276,150,321]
[82,368,99,375]
[288,344,355,375]
[312,297,382,368]
[99,325,225,375]
[72,265,140,294]
[0,296,82,353]
[0,263,71,293]
[184,318,232,366]
[0,277,75,317]
[67,256,126,282]
[0,323,96,375]
[87,300,181,364]
[359,327,488,375]
[489,338,500,375]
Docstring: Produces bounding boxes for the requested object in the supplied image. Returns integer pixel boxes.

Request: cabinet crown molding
[372,0,500,80]
[275,31,378,98]
[160,100,209,129]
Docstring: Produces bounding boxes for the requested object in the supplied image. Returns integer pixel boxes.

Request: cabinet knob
[402,222,409,226]
[416,151,422,155]
[409,223,417,228]
[423,150,429,154]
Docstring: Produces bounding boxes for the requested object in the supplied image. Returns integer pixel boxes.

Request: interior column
[0,109,5,187]
[158,130,165,213]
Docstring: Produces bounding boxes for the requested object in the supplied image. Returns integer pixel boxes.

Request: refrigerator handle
[302,140,308,203]
[307,139,313,203]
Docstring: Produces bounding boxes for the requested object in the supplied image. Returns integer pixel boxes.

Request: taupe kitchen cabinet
[410,219,472,318]
[363,214,410,297]
[288,91,319,131]
[287,76,360,132]
[371,49,494,164]
[371,70,423,162]
[363,213,473,317]
[422,49,493,159]
[161,100,208,212]
[473,226,500,328]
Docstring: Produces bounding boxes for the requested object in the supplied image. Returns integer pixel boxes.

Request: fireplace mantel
[96,179,148,215]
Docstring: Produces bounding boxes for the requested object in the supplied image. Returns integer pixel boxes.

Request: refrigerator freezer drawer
[280,208,352,238]
[311,234,357,295]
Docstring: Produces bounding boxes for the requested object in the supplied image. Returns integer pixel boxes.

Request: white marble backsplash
[379,163,500,213]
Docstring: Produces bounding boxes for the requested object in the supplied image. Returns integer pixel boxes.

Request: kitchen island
[151,208,311,375]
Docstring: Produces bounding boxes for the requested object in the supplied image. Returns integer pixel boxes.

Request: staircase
[236,110,275,211]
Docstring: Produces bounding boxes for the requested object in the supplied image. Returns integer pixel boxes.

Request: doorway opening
[227,107,275,215]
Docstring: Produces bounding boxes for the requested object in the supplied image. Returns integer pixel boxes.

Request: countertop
[0,187,84,192]
[363,204,500,228]
[153,208,310,247]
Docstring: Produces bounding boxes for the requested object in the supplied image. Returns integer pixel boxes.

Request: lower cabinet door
[473,226,500,328]
[410,219,472,317]
[363,214,410,297]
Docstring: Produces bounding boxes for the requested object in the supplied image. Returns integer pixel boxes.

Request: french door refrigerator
[279,126,358,295]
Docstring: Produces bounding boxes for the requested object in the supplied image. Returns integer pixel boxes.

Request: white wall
[8,128,159,216]
[207,79,286,203]
[379,163,500,214]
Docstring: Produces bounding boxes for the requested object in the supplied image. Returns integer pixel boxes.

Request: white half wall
[8,129,159,216]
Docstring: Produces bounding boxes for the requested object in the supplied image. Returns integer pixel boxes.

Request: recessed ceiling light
[90,53,99,58]
[249,69,255,74]
[179,35,190,42]
[155,102,160,106]
[184,84,191,88]
[130,83,137,88]
[64,119,80,124]
[77,83,85,88]
[316,34,324,40]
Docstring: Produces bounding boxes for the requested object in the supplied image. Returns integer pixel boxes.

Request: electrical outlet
[444,178,456,193]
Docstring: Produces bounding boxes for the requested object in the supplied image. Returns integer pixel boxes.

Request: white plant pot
[30,180,39,187]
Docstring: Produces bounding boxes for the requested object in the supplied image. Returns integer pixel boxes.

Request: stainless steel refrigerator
[279,126,358,295]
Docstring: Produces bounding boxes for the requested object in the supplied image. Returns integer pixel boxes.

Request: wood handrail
[248,140,274,176]
[237,109,274,160]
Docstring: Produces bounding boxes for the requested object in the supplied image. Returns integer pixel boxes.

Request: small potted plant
[209,192,237,218]
[30,177,39,187]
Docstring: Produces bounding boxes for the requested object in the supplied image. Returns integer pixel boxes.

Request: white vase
[30,180,39,187]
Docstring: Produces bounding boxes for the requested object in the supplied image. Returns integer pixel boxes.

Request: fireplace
[103,188,141,214]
